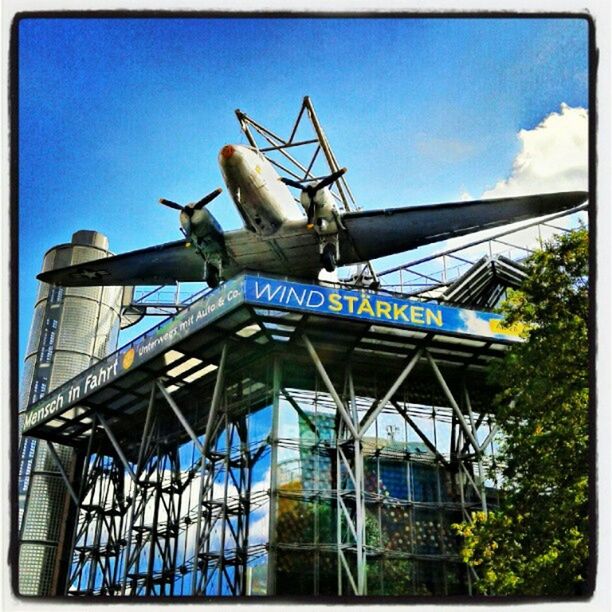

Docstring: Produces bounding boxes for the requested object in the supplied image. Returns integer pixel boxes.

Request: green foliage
[453,228,590,596]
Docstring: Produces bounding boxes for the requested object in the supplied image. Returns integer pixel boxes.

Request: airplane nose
[220,145,235,159]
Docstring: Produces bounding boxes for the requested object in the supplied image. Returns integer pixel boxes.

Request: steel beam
[358,348,423,437]
[425,351,480,451]
[157,380,205,455]
[203,343,228,456]
[97,413,136,483]
[349,370,366,595]
[45,441,79,506]
[463,386,489,512]
[302,334,360,440]
[266,357,281,595]
[391,400,450,467]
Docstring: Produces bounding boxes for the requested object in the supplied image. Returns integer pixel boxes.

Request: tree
[454,227,590,596]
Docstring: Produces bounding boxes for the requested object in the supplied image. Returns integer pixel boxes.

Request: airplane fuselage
[218,144,305,236]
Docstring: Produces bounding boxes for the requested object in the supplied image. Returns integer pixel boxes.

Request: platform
[23,273,519,449]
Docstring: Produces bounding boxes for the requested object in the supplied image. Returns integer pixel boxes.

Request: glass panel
[414,559,447,596]
[247,554,268,595]
[381,503,413,552]
[317,552,337,595]
[411,463,440,503]
[414,509,443,555]
[382,558,415,595]
[366,557,383,595]
[379,460,408,500]
[445,561,468,595]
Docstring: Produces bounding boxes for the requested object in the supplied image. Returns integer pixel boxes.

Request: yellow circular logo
[122,348,135,370]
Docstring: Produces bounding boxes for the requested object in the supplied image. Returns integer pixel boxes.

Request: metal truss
[378,205,588,298]
[44,334,500,597]
[235,96,356,214]
[119,96,366,318]
[60,345,272,597]
[65,433,129,595]
[299,338,496,595]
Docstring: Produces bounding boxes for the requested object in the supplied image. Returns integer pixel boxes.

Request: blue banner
[243,276,523,342]
[22,278,244,433]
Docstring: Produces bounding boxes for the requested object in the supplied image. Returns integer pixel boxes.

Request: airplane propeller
[159,188,223,218]
[281,168,347,225]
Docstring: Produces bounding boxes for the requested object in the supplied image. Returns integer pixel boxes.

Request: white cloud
[459,310,494,338]
[482,103,588,198]
[442,104,588,257]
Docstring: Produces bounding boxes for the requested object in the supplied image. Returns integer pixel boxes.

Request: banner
[22,279,243,433]
[23,274,521,434]
[244,276,523,341]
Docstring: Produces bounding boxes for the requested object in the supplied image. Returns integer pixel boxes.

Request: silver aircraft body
[219,144,304,234]
[38,142,588,289]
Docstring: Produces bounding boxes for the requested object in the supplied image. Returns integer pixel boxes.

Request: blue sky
[18,16,589,365]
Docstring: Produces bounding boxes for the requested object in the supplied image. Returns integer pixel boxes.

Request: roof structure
[22,273,521,453]
[442,254,527,308]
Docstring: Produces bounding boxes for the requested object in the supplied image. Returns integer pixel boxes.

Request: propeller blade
[315,167,347,192]
[159,198,183,211]
[307,200,316,226]
[280,176,306,190]
[193,187,223,210]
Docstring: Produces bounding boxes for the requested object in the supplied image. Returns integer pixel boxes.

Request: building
[19,273,512,597]
[18,230,125,595]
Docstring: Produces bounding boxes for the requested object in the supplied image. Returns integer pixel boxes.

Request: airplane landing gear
[204,262,220,288]
[321,242,337,273]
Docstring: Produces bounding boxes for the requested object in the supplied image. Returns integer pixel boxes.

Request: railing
[118,205,587,327]
[129,282,211,315]
[377,205,587,296]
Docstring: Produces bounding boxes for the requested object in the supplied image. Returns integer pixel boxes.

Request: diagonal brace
[45,441,79,506]
[157,380,205,455]
[202,343,228,457]
[358,348,423,437]
[390,400,449,467]
[97,413,137,483]
[302,334,359,439]
[478,423,499,454]
[425,351,480,452]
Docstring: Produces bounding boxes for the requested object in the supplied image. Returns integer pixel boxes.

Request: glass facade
[55,353,498,598]
[273,387,484,596]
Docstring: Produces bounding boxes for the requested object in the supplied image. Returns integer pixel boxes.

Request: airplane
[37,142,588,290]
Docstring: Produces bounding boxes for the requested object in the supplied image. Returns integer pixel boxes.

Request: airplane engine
[179,207,226,288]
[159,188,226,288]
[180,207,224,244]
[300,186,338,235]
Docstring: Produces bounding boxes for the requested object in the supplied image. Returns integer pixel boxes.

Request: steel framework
[18,99,589,599]
[118,96,370,320]
[23,282,506,597]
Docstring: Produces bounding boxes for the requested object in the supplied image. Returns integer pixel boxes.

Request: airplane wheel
[205,264,220,289]
[321,243,336,273]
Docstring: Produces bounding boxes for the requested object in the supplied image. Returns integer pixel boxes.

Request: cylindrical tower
[18,230,125,596]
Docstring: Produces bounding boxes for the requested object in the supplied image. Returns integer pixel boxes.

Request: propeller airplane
[37,141,587,290]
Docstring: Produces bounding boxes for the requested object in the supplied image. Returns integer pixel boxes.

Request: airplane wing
[37,240,209,286]
[339,191,588,263]
[37,230,323,287]
[224,226,321,277]
[38,191,587,287]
